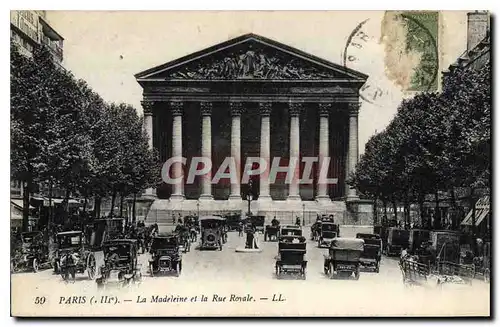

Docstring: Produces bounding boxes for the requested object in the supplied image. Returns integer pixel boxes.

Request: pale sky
[46,11,468,153]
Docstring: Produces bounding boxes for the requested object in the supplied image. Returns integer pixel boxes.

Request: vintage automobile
[96,239,142,287]
[249,215,266,234]
[356,233,382,273]
[275,235,307,279]
[149,234,182,277]
[264,224,281,242]
[54,231,96,281]
[430,230,461,264]
[225,214,242,232]
[280,225,302,237]
[199,216,225,250]
[11,231,50,273]
[408,229,431,254]
[324,238,364,279]
[317,222,339,248]
[385,228,410,256]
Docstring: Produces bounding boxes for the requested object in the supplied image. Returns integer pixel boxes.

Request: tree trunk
[450,188,457,230]
[418,194,425,228]
[382,199,388,225]
[392,201,398,221]
[48,180,53,226]
[109,189,117,218]
[94,197,101,219]
[63,188,70,225]
[373,197,378,225]
[132,193,137,223]
[22,180,31,232]
[403,195,410,228]
[470,189,477,255]
[83,196,88,214]
[119,195,124,218]
[434,191,441,230]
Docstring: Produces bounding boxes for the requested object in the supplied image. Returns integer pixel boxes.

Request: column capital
[348,102,361,116]
[230,102,243,117]
[289,102,303,117]
[259,102,272,117]
[318,103,332,117]
[141,100,154,116]
[170,101,184,116]
[200,101,212,116]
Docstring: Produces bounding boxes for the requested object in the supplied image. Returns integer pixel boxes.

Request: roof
[56,231,82,236]
[135,33,368,82]
[330,238,364,251]
[199,216,226,221]
[103,239,137,244]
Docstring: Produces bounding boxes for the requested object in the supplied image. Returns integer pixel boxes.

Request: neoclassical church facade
[135,33,372,226]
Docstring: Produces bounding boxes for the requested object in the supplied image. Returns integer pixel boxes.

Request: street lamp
[302,203,306,226]
[247,179,254,216]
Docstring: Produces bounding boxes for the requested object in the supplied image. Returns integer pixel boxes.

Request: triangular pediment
[135,34,367,81]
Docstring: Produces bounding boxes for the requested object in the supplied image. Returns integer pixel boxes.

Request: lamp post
[302,203,306,226]
[247,179,254,216]
[197,200,200,218]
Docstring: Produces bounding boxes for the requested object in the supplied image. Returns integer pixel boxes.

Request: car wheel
[32,258,39,273]
[329,262,335,279]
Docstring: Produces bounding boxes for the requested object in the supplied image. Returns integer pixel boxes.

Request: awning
[461,196,490,226]
[11,199,34,210]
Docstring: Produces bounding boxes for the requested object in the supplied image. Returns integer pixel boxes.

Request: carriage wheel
[328,262,335,279]
[87,254,96,280]
[32,258,39,273]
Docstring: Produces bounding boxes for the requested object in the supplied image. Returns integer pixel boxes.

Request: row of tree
[349,62,490,230]
[11,43,161,231]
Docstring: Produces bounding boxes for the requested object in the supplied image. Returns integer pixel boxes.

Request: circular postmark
[343,12,439,106]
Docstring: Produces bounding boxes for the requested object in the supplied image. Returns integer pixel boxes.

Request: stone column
[346,102,360,200]
[287,103,302,201]
[199,101,213,200]
[171,101,184,200]
[141,101,156,198]
[259,102,272,200]
[229,102,242,200]
[316,103,331,201]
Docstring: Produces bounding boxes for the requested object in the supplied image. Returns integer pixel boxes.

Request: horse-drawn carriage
[356,233,382,273]
[275,235,307,279]
[11,231,50,273]
[96,239,142,288]
[54,231,96,282]
[324,238,364,279]
[149,234,182,277]
[385,228,409,256]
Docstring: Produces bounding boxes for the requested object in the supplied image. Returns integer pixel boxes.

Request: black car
[149,234,182,276]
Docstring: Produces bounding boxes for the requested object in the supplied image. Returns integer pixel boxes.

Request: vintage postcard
[10,10,491,317]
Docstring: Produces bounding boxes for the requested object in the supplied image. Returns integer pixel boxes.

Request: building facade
[11,11,65,228]
[136,34,372,226]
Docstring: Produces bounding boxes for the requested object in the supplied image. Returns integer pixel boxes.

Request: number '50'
[34,296,46,304]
